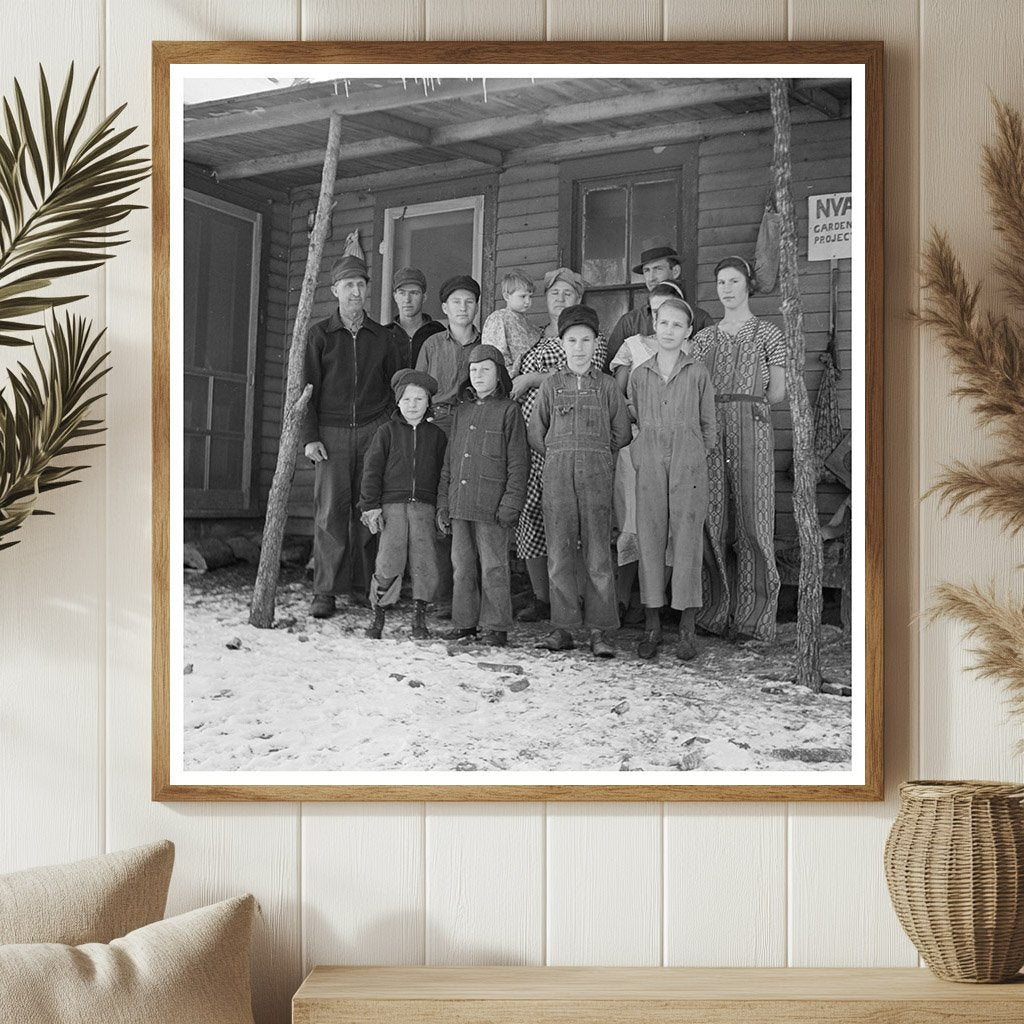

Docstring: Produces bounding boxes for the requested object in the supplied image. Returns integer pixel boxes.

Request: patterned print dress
[693,317,786,640]
[514,329,608,559]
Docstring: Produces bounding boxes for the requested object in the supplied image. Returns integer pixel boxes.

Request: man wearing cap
[386,266,444,368]
[415,274,482,437]
[302,254,404,619]
[603,245,713,370]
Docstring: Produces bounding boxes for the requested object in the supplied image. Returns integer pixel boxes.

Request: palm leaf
[0,312,110,547]
[0,64,149,346]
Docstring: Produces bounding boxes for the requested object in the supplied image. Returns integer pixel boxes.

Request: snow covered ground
[183,567,853,774]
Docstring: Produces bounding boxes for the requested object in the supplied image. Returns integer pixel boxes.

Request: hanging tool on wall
[812,257,844,483]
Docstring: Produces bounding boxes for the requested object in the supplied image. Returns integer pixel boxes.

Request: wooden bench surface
[293,966,1024,1023]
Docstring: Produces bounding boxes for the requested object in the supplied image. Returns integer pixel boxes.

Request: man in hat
[385,266,444,368]
[302,254,404,619]
[603,245,713,370]
[415,274,482,437]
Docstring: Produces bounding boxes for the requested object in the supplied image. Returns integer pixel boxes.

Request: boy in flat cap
[386,266,444,368]
[359,369,448,640]
[303,254,404,619]
[604,245,713,370]
[528,305,631,657]
[436,344,529,648]
[415,274,482,437]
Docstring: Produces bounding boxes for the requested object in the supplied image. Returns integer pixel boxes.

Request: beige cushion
[0,894,256,1024]
[0,840,174,945]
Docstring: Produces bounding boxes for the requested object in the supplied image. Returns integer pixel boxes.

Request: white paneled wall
[4,3,1024,1023]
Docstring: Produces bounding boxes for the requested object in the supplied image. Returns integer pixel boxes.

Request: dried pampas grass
[920,98,1024,723]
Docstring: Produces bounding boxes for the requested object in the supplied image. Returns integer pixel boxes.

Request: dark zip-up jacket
[386,315,444,369]
[302,310,403,445]
[360,410,448,511]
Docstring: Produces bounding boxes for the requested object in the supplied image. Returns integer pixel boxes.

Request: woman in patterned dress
[510,268,608,622]
[692,256,788,642]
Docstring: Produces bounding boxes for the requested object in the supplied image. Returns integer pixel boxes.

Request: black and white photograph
[160,50,879,797]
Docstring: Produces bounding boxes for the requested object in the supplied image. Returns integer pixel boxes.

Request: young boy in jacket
[359,370,448,640]
[528,304,632,657]
[436,345,529,648]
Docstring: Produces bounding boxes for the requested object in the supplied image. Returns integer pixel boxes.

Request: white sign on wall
[807,192,852,261]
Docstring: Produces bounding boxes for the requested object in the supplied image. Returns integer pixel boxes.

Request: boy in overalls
[528,305,631,657]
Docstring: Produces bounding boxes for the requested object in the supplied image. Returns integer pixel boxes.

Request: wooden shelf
[293,966,1024,1023]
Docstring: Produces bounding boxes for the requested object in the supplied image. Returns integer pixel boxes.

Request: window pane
[209,437,244,491]
[587,290,630,336]
[630,179,678,282]
[581,187,626,286]
[184,434,206,490]
[184,373,208,431]
[211,379,246,434]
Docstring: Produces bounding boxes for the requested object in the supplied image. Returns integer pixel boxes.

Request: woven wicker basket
[884,780,1024,982]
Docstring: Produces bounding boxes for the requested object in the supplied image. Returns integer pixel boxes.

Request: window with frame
[561,146,698,334]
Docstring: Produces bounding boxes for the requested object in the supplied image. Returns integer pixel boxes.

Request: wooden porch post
[250,113,343,628]
[769,80,824,691]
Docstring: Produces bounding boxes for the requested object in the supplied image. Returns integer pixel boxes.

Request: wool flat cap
[330,255,370,283]
[467,343,507,368]
[439,275,481,303]
[392,266,427,290]
[557,304,600,337]
[391,368,439,401]
[632,245,680,274]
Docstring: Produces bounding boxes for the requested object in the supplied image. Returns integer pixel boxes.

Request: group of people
[301,243,788,661]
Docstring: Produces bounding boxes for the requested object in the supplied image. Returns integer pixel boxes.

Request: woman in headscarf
[692,255,788,642]
[510,268,608,622]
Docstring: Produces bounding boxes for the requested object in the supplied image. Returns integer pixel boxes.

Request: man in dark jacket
[302,255,404,618]
[603,245,713,370]
[437,345,529,647]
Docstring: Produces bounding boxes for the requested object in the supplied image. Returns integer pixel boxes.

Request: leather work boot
[443,627,477,642]
[411,600,430,640]
[365,606,386,640]
[637,628,661,659]
[310,594,336,619]
[589,630,617,658]
[516,599,550,623]
[476,630,508,648]
[536,628,575,652]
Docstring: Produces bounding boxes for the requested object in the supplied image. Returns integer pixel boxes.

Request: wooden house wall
[262,118,851,540]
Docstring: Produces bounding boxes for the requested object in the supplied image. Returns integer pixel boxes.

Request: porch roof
[183,76,851,192]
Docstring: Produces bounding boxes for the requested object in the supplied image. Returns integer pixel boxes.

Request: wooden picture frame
[153,41,883,801]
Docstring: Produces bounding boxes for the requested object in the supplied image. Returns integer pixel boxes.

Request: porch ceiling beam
[184,77,559,144]
[789,85,844,119]
[505,104,845,166]
[308,158,495,195]
[427,77,845,146]
[353,111,433,145]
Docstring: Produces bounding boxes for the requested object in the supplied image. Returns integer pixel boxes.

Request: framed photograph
[153,41,883,801]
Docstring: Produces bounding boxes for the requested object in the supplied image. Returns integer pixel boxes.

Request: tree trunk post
[250,112,343,628]
[769,80,824,691]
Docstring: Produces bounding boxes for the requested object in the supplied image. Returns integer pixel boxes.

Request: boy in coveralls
[359,369,448,641]
[628,297,717,661]
[528,305,631,657]
[436,345,529,648]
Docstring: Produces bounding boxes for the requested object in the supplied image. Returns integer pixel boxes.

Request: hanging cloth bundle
[813,261,844,483]
[754,188,782,293]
